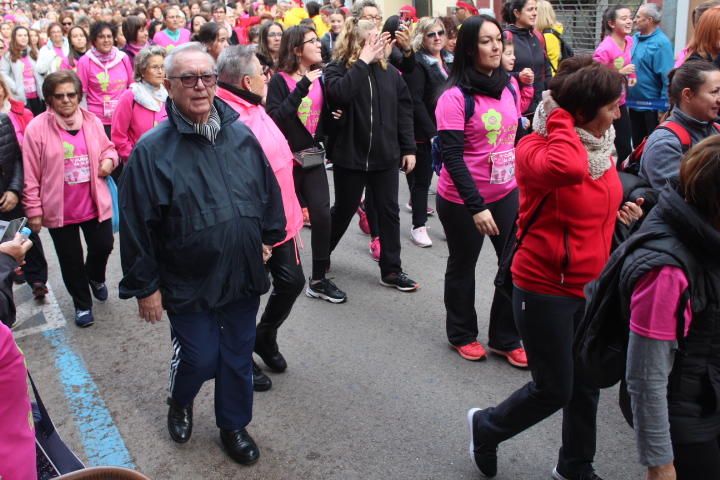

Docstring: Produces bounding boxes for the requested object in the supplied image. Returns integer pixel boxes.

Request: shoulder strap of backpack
[506,80,519,109]
[460,88,475,124]
[533,29,546,49]
[659,121,692,151]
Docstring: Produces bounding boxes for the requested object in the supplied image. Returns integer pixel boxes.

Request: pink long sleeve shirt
[75,50,133,125]
[111,88,167,161]
[593,35,635,106]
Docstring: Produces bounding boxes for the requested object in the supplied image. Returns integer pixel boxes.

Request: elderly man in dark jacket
[118,43,286,466]
[0,112,48,307]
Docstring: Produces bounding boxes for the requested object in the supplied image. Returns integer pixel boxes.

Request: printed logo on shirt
[298,97,312,125]
[96,71,110,92]
[481,109,503,146]
[63,141,91,185]
[613,56,625,70]
[63,141,74,159]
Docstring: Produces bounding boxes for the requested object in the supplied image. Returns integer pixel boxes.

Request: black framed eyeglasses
[167,74,218,88]
[51,92,78,100]
[426,30,446,39]
[302,37,320,45]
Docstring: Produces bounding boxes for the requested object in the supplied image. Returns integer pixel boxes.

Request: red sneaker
[357,207,370,235]
[489,347,529,368]
[369,236,381,262]
[452,341,487,361]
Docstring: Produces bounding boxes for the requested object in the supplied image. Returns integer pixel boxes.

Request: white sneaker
[410,226,432,247]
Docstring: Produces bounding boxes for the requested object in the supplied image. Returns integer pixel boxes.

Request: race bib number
[489,149,515,185]
[103,98,119,118]
[64,155,91,185]
[23,75,36,94]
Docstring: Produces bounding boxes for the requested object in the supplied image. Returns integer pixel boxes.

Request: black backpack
[544,28,574,72]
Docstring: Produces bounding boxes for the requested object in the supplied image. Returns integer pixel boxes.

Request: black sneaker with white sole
[552,467,605,480]
[380,271,419,292]
[89,280,108,302]
[467,408,498,478]
[305,278,347,303]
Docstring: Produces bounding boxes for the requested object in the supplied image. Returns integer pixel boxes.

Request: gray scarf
[532,91,615,180]
[171,101,221,144]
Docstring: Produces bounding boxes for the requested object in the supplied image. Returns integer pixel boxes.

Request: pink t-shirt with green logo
[279,72,323,137]
[60,128,98,225]
[435,86,519,205]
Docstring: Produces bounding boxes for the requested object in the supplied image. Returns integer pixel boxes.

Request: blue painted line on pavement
[43,328,135,468]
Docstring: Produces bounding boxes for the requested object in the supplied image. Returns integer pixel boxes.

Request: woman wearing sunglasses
[22,70,118,329]
[403,16,453,248]
[267,25,347,304]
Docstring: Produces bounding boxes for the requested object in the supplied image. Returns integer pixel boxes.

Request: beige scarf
[51,107,84,131]
[532,91,615,180]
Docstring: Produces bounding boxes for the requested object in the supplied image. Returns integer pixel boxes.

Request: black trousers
[0,205,47,285]
[476,286,599,477]
[255,239,305,355]
[25,98,45,117]
[629,109,660,147]
[436,190,521,351]
[614,105,633,166]
[48,218,113,310]
[363,190,380,238]
[293,164,331,280]
[674,437,720,480]
[330,165,401,277]
[168,297,259,430]
[405,142,433,228]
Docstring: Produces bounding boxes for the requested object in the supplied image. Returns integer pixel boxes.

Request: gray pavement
[15,174,643,480]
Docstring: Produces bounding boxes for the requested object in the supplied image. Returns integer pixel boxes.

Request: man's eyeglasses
[361,15,383,22]
[51,92,78,100]
[426,30,446,39]
[167,74,218,88]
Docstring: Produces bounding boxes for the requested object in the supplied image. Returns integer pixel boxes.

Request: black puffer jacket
[118,99,286,314]
[0,113,23,195]
[403,50,452,141]
[504,24,552,115]
[324,59,415,171]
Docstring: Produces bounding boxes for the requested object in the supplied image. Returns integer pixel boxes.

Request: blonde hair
[411,17,443,52]
[332,17,387,69]
[535,0,558,32]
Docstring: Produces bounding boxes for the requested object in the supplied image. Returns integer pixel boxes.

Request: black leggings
[614,105,633,166]
[48,218,114,310]
[674,438,720,480]
[629,109,660,147]
[25,97,45,117]
[405,142,433,228]
[330,166,401,277]
[436,190,521,351]
[293,163,331,280]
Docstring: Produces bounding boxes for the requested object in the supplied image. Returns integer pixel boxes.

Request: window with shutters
[550,0,644,53]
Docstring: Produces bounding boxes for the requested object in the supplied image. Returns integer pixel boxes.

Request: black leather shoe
[253,360,272,392]
[255,348,287,373]
[220,428,260,465]
[167,397,193,443]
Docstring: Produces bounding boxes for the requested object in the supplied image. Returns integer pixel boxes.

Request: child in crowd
[501,39,534,132]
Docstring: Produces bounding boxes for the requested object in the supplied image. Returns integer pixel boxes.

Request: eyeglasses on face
[262,65,271,77]
[361,15,383,22]
[267,31,283,38]
[302,37,320,45]
[147,64,165,71]
[51,92,78,100]
[167,73,218,88]
[426,30,445,39]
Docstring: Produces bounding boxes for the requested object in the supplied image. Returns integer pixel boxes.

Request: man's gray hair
[164,42,215,77]
[350,0,381,19]
[217,45,257,85]
[134,46,167,82]
[639,3,662,23]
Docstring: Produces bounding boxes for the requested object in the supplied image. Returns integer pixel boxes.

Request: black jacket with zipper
[323,59,416,171]
[0,113,23,195]
[403,50,452,142]
[504,24,552,115]
[118,98,286,314]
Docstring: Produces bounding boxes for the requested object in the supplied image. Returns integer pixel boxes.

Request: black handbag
[494,194,549,293]
[293,146,326,169]
[30,373,85,479]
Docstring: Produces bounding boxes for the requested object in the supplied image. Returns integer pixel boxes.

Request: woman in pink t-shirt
[151,6,192,50]
[0,26,44,115]
[76,21,133,138]
[23,70,118,329]
[593,5,636,164]
[434,14,525,367]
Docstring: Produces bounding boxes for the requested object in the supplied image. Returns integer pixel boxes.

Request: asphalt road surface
[15,173,644,480]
